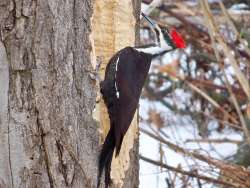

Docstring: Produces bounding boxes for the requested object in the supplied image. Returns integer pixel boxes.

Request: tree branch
[139,155,238,188]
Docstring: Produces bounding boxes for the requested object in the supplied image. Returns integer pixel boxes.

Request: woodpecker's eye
[161,27,169,34]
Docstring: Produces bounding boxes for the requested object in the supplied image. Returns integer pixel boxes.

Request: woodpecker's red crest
[170,29,186,49]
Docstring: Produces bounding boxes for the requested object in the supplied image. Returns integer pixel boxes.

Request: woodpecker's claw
[89,56,103,83]
[95,56,103,72]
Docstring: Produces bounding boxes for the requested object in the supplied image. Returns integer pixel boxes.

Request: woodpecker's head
[141,13,186,51]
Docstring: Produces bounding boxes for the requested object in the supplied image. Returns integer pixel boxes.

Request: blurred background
[138,0,250,187]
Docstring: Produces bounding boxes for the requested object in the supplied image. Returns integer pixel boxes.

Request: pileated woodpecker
[97,13,185,188]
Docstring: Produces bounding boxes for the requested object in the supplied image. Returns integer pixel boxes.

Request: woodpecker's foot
[90,56,103,83]
[89,72,101,83]
[95,94,101,103]
[95,56,103,72]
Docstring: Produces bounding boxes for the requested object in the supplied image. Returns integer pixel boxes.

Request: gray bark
[0,0,99,187]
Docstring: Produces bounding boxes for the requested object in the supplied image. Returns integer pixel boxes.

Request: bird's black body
[98,47,152,187]
[97,12,186,188]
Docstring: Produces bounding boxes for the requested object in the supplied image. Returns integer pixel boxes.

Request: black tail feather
[97,126,115,188]
[104,151,113,188]
[115,135,124,157]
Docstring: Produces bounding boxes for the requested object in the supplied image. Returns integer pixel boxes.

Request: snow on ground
[139,98,242,188]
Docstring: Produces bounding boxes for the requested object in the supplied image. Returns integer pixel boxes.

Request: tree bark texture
[0,0,99,187]
[92,0,141,187]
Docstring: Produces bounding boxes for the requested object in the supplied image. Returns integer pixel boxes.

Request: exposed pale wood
[92,0,140,187]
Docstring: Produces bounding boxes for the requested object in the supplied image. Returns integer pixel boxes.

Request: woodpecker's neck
[134,39,173,56]
[134,45,167,56]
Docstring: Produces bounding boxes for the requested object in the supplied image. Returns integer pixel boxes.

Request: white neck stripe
[114,56,120,98]
[134,46,167,55]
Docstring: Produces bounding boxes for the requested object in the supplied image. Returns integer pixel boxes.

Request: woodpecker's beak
[141,12,156,29]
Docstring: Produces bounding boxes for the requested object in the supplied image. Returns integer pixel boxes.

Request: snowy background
[138,0,250,187]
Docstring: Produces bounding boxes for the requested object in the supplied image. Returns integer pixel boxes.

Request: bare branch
[140,155,238,188]
[185,138,242,144]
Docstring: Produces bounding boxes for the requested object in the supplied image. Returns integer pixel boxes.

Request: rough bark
[92,0,141,187]
[0,0,99,187]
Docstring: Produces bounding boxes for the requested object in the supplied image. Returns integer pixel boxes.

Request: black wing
[114,47,152,154]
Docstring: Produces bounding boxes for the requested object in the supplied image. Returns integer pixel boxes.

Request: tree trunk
[0,0,140,187]
[0,0,99,187]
